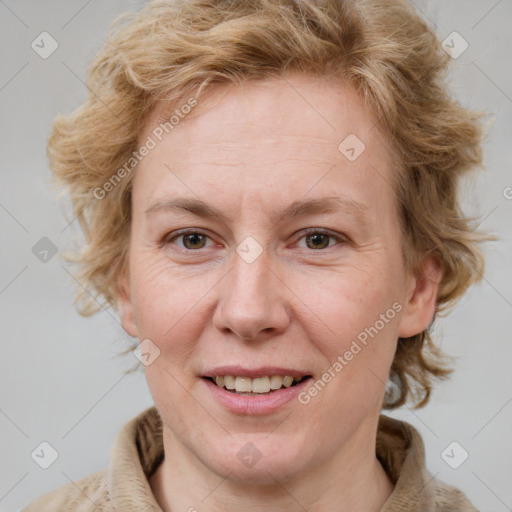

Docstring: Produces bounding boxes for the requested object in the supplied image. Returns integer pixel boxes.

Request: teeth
[234,376,252,393]
[282,376,294,387]
[252,376,270,393]
[210,375,305,394]
[224,375,235,390]
[269,375,283,390]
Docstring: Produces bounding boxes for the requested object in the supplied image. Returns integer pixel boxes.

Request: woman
[23,0,490,510]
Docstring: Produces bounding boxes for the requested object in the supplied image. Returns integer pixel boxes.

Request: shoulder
[20,406,163,512]
[377,414,480,512]
[434,479,480,512]
[21,468,110,512]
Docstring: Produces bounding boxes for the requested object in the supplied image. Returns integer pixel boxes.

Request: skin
[116,73,440,511]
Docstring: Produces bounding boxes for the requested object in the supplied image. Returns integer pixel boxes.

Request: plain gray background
[1,0,511,510]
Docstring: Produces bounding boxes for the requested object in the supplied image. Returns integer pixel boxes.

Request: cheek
[292,263,402,408]
[129,255,213,355]
[293,263,402,347]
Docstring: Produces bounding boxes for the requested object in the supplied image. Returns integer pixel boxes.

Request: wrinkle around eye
[159,229,350,260]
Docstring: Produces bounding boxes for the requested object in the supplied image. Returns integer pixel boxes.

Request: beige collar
[105,406,474,511]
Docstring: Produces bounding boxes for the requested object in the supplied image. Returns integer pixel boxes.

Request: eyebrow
[144,196,370,225]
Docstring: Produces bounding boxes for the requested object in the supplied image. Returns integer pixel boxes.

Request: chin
[197,434,314,485]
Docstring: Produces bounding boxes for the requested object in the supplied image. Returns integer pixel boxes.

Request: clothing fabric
[22,406,479,511]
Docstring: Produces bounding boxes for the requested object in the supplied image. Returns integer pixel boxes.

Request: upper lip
[202,366,312,379]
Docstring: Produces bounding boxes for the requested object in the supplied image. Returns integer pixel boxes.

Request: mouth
[200,367,315,414]
[202,374,313,395]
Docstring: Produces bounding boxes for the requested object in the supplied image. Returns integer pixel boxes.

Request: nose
[212,249,291,342]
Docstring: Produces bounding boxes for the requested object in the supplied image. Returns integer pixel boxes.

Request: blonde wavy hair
[49,0,491,408]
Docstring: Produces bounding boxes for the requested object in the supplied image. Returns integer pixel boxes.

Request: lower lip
[201,377,312,415]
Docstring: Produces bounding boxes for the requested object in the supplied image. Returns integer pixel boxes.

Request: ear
[115,271,138,338]
[398,256,442,338]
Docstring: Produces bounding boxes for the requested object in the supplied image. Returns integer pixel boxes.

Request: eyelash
[163,228,347,252]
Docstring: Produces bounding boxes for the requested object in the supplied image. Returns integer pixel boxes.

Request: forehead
[134,74,397,218]
[144,74,389,151]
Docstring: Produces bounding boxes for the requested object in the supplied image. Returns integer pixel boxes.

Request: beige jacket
[22,406,479,511]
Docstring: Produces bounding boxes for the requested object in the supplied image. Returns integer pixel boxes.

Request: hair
[48,0,492,409]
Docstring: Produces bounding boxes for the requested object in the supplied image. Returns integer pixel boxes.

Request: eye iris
[183,233,206,249]
[179,233,333,250]
[306,233,329,249]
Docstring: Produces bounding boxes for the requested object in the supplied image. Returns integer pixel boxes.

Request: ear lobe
[115,273,138,338]
[398,256,442,339]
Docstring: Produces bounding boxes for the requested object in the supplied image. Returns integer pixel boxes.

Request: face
[117,74,438,484]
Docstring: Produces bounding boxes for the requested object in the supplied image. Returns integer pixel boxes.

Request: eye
[296,229,346,250]
[163,228,346,252]
[165,230,214,250]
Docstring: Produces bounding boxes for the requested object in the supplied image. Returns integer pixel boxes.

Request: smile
[200,367,314,413]
[204,375,310,394]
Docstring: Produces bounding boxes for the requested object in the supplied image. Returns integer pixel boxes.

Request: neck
[150,418,394,512]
